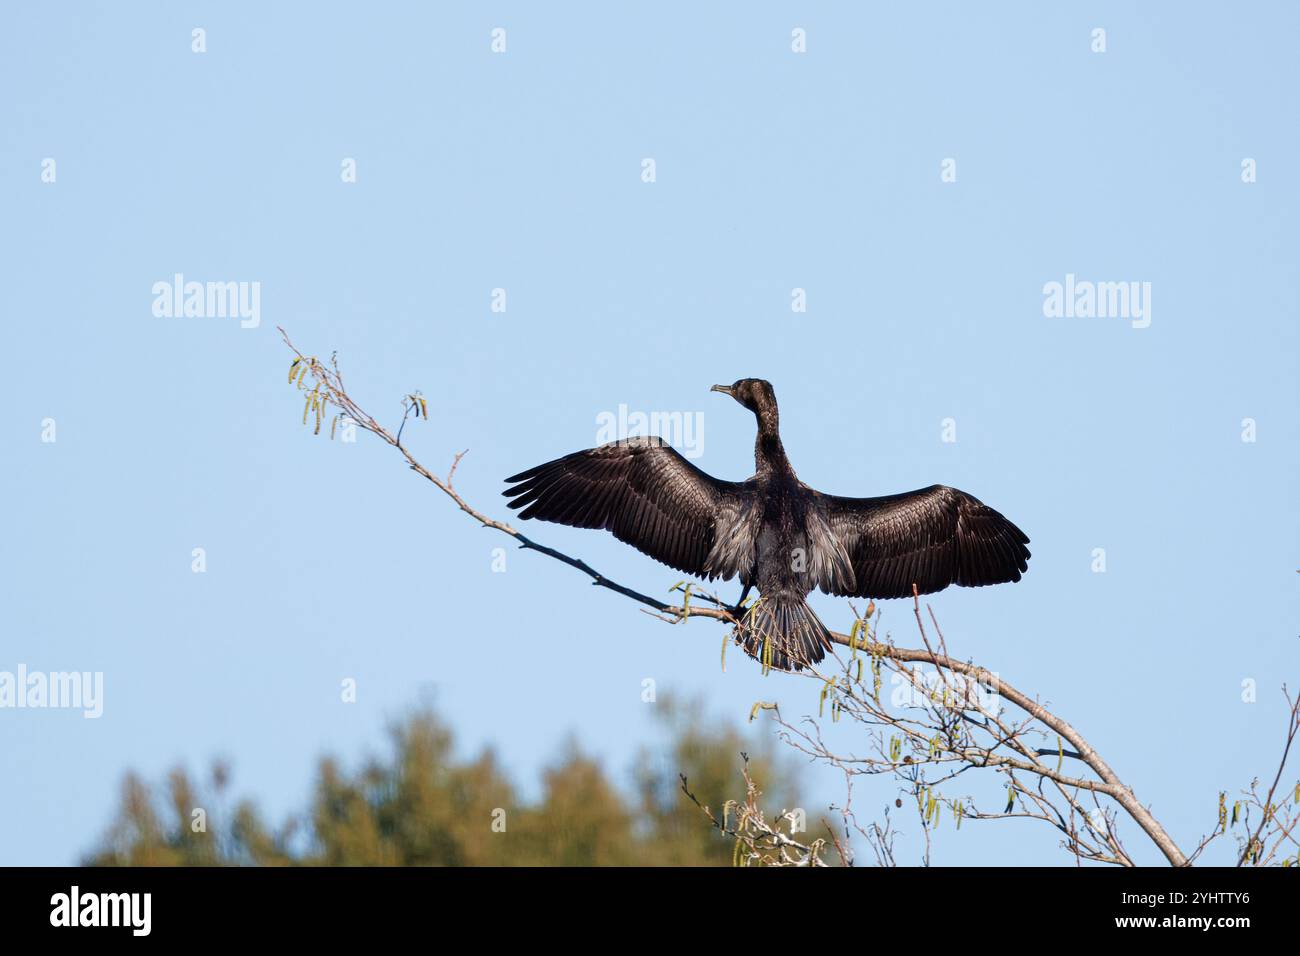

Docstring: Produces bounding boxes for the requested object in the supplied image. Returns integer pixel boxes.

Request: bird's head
[711,378,777,416]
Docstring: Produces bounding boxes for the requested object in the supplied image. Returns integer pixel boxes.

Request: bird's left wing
[503,437,755,581]
[814,485,1030,599]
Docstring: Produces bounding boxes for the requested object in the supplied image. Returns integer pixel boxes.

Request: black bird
[503,380,1030,671]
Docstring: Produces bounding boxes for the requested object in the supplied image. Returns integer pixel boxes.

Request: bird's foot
[726,601,753,626]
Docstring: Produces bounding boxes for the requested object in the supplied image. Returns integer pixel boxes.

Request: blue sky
[1,2,1296,866]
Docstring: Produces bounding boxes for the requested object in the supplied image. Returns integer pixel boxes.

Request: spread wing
[816,485,1030,599]
[503,437,756,581]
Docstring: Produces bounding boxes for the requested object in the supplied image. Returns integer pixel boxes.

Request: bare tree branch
[278,330,1298,868]
[680,756,832,866]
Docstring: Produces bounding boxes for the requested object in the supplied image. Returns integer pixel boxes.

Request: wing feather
[817,485,1030,599]
[504,437,754,580]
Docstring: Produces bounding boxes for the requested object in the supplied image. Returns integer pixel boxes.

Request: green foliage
[84,698,804,867]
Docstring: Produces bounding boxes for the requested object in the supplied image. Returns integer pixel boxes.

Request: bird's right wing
[503,437,755,581]
[815,484,1030,599]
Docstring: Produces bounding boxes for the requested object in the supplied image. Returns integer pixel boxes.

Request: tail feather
[738,594,834,672]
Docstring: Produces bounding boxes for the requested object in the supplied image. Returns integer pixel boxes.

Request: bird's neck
[754,409,793,477]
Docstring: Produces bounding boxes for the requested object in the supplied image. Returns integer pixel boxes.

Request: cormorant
[503,379,1030,671]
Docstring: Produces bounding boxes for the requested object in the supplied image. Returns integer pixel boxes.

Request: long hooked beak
[710,384,733,396]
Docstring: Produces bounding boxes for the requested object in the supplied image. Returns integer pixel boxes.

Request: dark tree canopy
[85,699,806,867]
